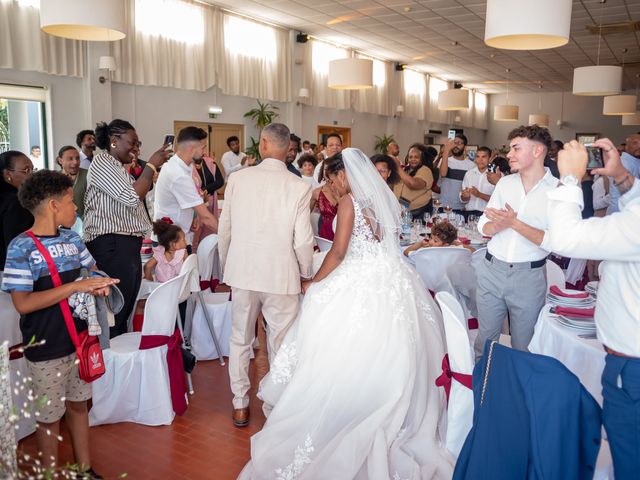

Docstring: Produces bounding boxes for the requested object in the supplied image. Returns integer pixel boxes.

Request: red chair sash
[199,279,219,292]
[467,317,479,330]
[435,353,473,402]
[9,343,24,360]
[139,329,187,415]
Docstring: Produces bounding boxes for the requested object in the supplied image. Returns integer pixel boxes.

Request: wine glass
[444,205,452,222]
[433,198,442,214]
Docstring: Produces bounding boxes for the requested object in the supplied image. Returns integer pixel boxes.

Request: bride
[239,148,455,479]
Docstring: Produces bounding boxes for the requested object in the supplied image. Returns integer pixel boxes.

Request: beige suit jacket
[218,158,314,295]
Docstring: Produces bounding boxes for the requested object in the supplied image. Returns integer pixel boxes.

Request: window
[224,15,278,62]
[404,69,425,97]
[372,59,386,87]
[474,91,487,112]
[312,41,348,76]
[136,0,204,45]
[429,76,448,101]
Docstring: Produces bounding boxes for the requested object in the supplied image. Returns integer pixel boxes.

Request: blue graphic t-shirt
[2,229,95,361]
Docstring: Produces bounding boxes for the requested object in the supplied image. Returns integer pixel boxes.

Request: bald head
[626,134,640,158]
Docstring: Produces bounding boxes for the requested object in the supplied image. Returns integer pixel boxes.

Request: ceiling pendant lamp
[40,0,126,41]
[438,88,470,110]
[603,95,637,115]
[622,112,640,125]
[528,114,549,127]
[573,66,622,96]
[484,0,572,50]
[494,68,519,121]
[328,58,373,90]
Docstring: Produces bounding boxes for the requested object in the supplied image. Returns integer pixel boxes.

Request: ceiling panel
[203,0,640,93]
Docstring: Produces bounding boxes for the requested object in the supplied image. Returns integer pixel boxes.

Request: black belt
[485,252,546,269]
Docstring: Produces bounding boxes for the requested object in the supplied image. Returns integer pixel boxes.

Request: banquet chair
[435,292,474,458]
[470,247,487,272]
[0,290,36,440]
[90,272,188,426]
[196,233,221,289]
[315,235,333,252]
[545,259,566,292]
[410,246,471,294]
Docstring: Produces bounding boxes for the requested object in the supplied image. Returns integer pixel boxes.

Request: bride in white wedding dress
[238,148,455,480]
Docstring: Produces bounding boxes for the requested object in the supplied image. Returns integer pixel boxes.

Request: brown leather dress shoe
[232,407,250,427]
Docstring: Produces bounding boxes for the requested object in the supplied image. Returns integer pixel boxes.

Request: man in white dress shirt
[221,135,247,177]
[460,146,495,218]
[547,138,640,479]
[474,125,558,359]
[314,133,342,182]
[153,126,218,247]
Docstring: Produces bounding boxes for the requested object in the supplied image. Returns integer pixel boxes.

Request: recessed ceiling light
[404,6,412,12]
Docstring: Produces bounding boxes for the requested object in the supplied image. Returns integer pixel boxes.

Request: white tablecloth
[529,304,605,406]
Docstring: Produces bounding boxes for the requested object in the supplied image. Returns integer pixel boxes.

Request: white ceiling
[202,0,640,94]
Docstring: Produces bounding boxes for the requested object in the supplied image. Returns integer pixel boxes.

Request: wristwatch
[560,174,579,187]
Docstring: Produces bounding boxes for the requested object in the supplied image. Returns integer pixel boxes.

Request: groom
[218,123,314,427]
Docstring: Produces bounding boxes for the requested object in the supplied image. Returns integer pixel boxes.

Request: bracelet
[145,163,157,174]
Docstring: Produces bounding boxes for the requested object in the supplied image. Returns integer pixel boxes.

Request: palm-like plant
[245,137,260,160]
[243,100,280,133]
[374,134,395,154]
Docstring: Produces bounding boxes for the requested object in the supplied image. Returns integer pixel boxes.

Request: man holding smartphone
[546,139,639,479]
[439,133,475,214]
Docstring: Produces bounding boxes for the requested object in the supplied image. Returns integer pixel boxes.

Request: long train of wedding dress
[239,196,455,479]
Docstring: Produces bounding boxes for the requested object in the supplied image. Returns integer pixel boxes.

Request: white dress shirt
[546,179,640,356]
[79,151,92,170]
[478,169,558,262]
[153,154,203,243]
[221,150,247,177]
[460,166,495,212]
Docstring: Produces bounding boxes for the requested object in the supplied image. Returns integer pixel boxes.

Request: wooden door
[173,121,244,198]
[317,125,351,148]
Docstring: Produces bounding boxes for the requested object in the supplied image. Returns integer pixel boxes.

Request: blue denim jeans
[602,354,640,479]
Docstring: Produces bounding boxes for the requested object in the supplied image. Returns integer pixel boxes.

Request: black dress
[0,181,34,267]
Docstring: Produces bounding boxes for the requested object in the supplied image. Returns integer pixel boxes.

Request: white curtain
[354,54,391,116]
[0,0,86,77]
[473,91,488,130]
[306,39,350,110]
[457,89,474,128]
[427,76,449,125]
[401,69,426,120]
[218,13,291,102]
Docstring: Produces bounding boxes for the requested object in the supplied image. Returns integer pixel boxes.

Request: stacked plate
[554,314,596,333]
[585,281,599,296]
[547,288,595,309]
[547,287,597,334]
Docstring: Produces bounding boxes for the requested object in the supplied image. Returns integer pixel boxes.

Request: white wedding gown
[239,196,455,480]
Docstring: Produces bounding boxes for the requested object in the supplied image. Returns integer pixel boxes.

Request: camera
[487,163,498,174]
[585,146,604,171]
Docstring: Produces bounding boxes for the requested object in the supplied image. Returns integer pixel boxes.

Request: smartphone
[585,146,604,171]
[163,134,175,150]
[447,129,456,140]
[487,163,498,174]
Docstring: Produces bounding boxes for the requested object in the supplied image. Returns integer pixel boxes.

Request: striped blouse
[83,151,151,242]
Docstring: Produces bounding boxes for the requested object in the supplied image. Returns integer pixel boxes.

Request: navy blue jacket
[453,341,601,480]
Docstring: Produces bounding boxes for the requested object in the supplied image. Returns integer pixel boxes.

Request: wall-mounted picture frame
[576,133,599,145]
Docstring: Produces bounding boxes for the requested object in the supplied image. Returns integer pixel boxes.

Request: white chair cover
[410,246,471,293]
[446,263,478,321]
[315,235,333,252]
[310,211,320,236]
[435,292,474,458]
[90,272,188,426]
[189,293,236,360]
[566,258,588,285]
[546,259,566,292]
[0,290,36,440]
[196,234,221,283]
[470,247,487,272]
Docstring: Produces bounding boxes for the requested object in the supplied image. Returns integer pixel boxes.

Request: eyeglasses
[9,167,36,175]
[378,169,390,173]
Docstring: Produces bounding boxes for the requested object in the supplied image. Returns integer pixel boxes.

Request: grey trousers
[474,255,547,361]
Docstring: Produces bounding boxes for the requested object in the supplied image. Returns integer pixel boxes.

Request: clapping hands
[485,203,518,232]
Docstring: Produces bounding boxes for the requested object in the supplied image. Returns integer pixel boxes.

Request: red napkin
[554,306,595,318]
[550,285,589,299]
[458,237,471,245]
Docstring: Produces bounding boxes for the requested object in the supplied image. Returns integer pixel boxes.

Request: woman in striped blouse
[83,119,171,337]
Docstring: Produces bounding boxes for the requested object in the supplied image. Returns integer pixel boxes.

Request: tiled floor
[19,327,269,480]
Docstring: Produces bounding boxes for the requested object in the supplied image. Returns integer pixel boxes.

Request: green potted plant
[243,100,280,160]
[374,134,395,154]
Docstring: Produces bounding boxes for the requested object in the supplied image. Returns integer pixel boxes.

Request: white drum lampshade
[494,104,519,121]
[40,0,126,41]
[438,89,470,110]
[485,0,571,50]
[98,56,116,71]
[573,66,622,96]
[528,113,549,127]
[328,58,373,90]
[622,112,640,125]
[603,95,637,115]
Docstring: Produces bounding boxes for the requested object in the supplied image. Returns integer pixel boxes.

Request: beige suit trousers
[229,288,300,409]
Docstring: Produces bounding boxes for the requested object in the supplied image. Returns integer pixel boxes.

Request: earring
[110,143,116,149]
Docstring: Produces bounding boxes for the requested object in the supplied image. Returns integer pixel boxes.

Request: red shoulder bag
[26,231,105,383]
